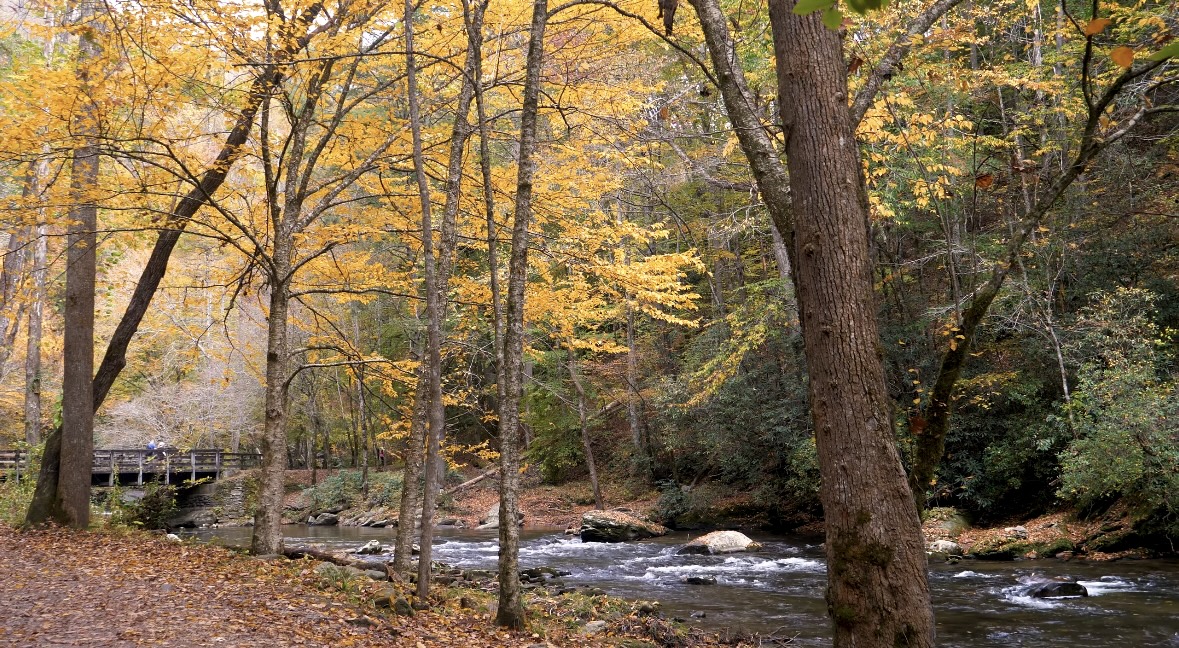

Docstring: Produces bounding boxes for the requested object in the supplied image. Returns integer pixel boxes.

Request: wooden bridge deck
[0,448,261,486]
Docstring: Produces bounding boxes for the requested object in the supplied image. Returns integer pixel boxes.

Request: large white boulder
[677,530,762,555]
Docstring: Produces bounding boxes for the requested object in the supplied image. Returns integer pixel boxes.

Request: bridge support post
[137,453,144,486]
[215,452,221,480]
[165,453,170,485]
[191,450,196,482]
[109,453,115,487]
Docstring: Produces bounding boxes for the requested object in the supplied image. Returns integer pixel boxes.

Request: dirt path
[0,525,543,647]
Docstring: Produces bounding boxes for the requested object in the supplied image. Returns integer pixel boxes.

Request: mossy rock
[925,507,971,537]
[969,537,1031,560]
[1084,526,1140,553]
[1038,537,1077,556]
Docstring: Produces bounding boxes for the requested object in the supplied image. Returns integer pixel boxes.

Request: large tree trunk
[496,0,548,629]
[767,2,934,645]
[252,264,292,555]
[29,0,102,529]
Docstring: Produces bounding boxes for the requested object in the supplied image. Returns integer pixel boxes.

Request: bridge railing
[0,448,261,485]
[0,449,26,473]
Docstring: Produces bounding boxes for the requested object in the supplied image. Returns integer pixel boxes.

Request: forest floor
[0,524,753,647]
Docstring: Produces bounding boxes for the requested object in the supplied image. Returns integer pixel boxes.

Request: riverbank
[230,467,1174,561]
[0,523,756,647]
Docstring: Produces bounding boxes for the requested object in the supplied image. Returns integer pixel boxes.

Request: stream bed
[189,525,1179,646]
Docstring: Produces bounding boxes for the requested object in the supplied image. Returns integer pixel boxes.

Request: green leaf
[793,0,835,16]
[821,7,844,29]
[1147,40,1179,62]
[845,0,887,14]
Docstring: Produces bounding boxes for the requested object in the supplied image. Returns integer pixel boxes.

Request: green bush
[303,470,365,512]
[365,471,403,507]
[111,482,178,530]
[1057,289,1179,533]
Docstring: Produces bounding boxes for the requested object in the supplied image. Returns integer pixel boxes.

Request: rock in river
[579,510,667,543]
[677,530,762,555]
[1025,581,1088,598]
[308,512,339,526]
[353,540,382,555]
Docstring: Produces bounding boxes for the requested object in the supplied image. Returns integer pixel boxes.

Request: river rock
[969,535,1029,560]
[583,620,608,635]
[929,539,964,555]
[167,508,216,529]
[1025,581,1088,598]
[682,575,717,585]
[308,512,340,526]
[1004,525,1029,540]
[579,510,668,543]
[314,562,363,579]
[353,540,383,555]
[477,502,524,530]
[677,530,762,555]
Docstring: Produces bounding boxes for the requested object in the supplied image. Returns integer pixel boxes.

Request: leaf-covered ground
[0,524,754,647]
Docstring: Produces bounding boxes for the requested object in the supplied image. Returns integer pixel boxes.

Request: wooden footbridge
[0,448,261,486]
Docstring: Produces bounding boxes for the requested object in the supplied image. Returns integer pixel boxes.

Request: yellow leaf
[1111,46,1135,68]
[1084,18,1111,36]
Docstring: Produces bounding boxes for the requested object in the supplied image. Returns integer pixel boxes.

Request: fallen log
[442,467,498,497]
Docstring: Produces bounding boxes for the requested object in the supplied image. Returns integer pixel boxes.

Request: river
[188,525,1179,646]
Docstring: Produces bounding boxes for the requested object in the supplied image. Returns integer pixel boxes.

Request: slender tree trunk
[496,0,547,629]
[468,0,506,452]
[407,0,479,597]
[766,3,934,645]
[624,302,647,474]
[567,348,602,509]
[402,0,447,597]
[24,222,46,445]
[308,380,321,485]
[393,376,427,574]
[252,265,292,555]
[0,225,28,377]
[352,306,370,491]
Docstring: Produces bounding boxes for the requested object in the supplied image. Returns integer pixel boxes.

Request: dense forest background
[0,0,1176,535]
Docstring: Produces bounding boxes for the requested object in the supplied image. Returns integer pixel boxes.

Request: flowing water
[189,525,1179,646]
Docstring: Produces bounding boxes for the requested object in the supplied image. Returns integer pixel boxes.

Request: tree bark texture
[767,2,934,645]
[29,0,102,529]
[496,0,547,629]
[252,259,292,555]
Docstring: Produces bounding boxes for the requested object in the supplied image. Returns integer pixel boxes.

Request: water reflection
[187,525,1179,647]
